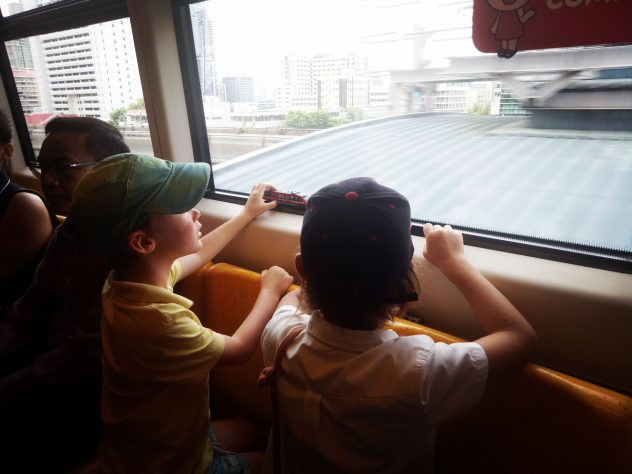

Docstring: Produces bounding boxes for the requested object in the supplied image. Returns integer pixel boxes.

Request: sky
[206,0,473,96]
[1,0,476,98]
[208,1,471,68]
[209,0,387,81]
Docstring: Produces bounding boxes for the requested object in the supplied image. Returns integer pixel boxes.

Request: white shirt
[261,305,488,474]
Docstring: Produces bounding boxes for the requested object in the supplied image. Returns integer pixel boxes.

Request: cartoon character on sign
[487,0,536,59]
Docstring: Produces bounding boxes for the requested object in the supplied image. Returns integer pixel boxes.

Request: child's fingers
[251,182,275,196]
[422,222,433,236]
[262,266,293,292]
[424,223,454,237]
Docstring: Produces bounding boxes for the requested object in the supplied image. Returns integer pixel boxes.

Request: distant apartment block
[276,54,316,110]
[36,20,142,118]
[312,53,364,78]
[492,83,527,116]
[5,3,40,113]
[433,83,469,113]
[6,37,35,70]
[276,53,369,111]
[12,69,40,114]
[317,76,369,110]
[222,76,255,103]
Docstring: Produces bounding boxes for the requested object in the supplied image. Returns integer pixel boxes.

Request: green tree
[128,97,145,109]
[284,110,337,129]
[343,107,361,123]
[109,107,127,126]
[468,102,491,115]
[308,110,334,129]
[284,110,306,129]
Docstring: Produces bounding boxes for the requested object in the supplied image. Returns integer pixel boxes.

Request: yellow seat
[177,262,632,474]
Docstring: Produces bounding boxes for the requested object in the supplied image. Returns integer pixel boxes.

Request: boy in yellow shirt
[71,153,293,473]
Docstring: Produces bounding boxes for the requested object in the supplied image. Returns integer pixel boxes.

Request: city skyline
[200,0,477,99]
[5,0,621,128]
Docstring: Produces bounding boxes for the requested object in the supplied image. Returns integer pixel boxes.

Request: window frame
[172,0,214,190]
[170,0,631,274]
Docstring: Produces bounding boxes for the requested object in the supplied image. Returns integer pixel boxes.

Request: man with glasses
[0,117,131,471]
[32,116,129,215]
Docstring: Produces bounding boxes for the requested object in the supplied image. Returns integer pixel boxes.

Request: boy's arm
[177,183,276,279]
[423,223,537,380]
[218,266,293,365]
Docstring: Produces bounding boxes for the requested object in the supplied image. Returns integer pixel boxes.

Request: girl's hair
[299,177,418,330]
[303,262,419,330]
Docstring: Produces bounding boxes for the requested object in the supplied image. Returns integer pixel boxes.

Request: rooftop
[214,113,632,253]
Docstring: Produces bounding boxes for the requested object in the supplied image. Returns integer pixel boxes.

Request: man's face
[37,131,97,215]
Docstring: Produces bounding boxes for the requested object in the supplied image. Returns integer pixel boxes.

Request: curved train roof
[214,113,632,252]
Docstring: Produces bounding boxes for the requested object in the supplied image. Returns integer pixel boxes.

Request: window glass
[2,4,152,157]
[188,0,631,255]
[1,0,66,17]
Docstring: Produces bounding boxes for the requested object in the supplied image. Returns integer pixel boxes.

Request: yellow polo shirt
[99,262,225,474]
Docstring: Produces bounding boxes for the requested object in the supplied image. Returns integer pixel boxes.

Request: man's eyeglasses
[30,161,98,180]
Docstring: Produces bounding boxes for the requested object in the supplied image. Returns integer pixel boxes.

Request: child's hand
[243,183,277,220]
[422,223,468,275]
[260,265,294,297]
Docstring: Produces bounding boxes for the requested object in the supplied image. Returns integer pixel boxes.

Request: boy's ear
[295,253,305,279]
[128,230,156,255]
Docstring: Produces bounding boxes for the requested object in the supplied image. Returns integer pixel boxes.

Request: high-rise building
[12,69,40,114]
[222,76,254,103]
[276,54,316,110]
[433,83,468,113]
[312,53,363,78]
[37,20,142,118]
[4,2,42,113]
[317,76,369,110]
[6,37,34,70]
[190,2,219,97]
[276,53,368,111]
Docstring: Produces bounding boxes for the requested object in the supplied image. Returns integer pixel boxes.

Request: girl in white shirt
[261,177,536,473]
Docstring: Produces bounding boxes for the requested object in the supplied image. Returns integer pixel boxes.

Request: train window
[0,0,65,17]
[175,0,632,271]
[0,0,152,164]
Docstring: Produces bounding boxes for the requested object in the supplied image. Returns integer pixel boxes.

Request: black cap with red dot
[301,177,416,303]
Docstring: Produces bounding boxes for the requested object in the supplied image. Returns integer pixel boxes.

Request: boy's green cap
[70,153,210,252]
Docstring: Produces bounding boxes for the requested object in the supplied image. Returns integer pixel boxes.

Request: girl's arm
[423,223,537,379]
[275,288,301,310]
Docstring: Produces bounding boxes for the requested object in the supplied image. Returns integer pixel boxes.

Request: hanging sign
[473,1,632,59]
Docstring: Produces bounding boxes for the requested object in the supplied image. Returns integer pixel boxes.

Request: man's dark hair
[0,109,13,147]
[45,116,130,161]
